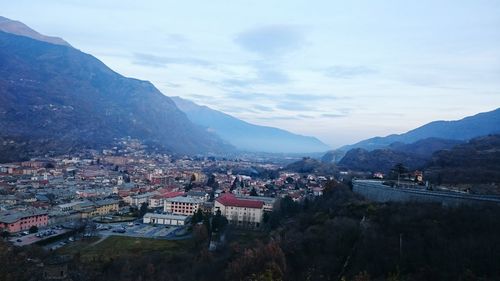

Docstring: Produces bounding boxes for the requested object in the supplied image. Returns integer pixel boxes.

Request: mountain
[388,138,464,158]
[338,148,428,173]
[323,108,500,162]
[171,96,330,154]
[337,138,463,173]
[0,16,70,47]
[346,108,500,151]
[0,28,232,162]
[425,135,500,189]
[284,157,336,174]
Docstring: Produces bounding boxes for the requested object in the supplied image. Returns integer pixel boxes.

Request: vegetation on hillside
[2,180,500,281]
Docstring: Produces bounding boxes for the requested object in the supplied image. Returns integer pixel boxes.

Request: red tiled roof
[216,194,263,209]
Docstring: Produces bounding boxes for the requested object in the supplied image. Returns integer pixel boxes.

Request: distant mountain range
[323,108,500,163]
[0,19,234,162]
[171,96,330,154]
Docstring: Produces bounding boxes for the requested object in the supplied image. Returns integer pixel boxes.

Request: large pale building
[214,194,264,228]
[164,196,203,216]
[143,213,188,226]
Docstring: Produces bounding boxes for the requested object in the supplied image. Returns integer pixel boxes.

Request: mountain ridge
[322,108,500,163]
[0,16,71,47]
[171,96,330,154]
[0,29,232,162]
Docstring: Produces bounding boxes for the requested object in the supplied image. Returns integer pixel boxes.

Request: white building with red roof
[214,193,264,228]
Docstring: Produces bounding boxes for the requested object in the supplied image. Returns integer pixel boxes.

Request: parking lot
[97,222,184,239]
[9,227,70,246]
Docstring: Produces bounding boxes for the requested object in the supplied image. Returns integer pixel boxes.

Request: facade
[143,212,188,226]
[93,199,119,216]
[0,210,48,232]
[235,195,276,212]
[125,192,156,206]
[149,191,184,208]
[164,196,203,216]
[214,194,264,228]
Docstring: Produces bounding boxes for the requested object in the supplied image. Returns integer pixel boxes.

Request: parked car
[16,239,22,242]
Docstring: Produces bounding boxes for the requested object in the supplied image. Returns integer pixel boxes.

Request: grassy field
[56,235,191,262]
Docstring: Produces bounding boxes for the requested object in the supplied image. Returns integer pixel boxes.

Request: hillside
[0,30,232,162]
[334,137,460,173]
[425,135,500,187]
[171,96,330,153]
[284,157,336,174]
[338,148,428,173]
[345,108,500,151]
[323,108,500,163]
[388,137,463,158]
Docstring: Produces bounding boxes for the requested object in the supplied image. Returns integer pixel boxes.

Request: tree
[280,196,300,217]
[231,177,240,191]
[211,209,227,233]
[29,225,38,233]
[391,163,407,184]
[250,187,258,196]
[206,174,217,188]
[192,208,204,224]
[139,202,149,218]
[1,230,9,239]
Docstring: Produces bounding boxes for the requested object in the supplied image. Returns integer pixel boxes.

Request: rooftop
[0,210,48,224]
[165,196,203,204]
[143,212,189,221]
[216,194,263,209]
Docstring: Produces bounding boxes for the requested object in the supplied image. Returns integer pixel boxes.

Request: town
[0,138,331,250]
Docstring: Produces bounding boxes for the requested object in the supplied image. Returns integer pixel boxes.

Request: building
[143,213,189,226]
[0,195,18,206]
[93,199,119,216]
[56,202,83,212]
[0,210,48,232]
[72,201,96,219]
[125,192,157,206]
[164,196,203,216]
[214,194,264,228]
[235,195,276,212]
[186,190,209,201]
[149,191,184,208]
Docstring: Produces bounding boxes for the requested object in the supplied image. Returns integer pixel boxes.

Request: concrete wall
[353,180,500,207]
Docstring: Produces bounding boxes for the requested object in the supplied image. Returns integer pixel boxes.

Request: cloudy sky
[2,0,500,148]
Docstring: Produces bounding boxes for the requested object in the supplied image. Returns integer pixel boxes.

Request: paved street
[9,227,70,246]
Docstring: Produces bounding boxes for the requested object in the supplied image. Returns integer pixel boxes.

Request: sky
[2,0,500,148]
